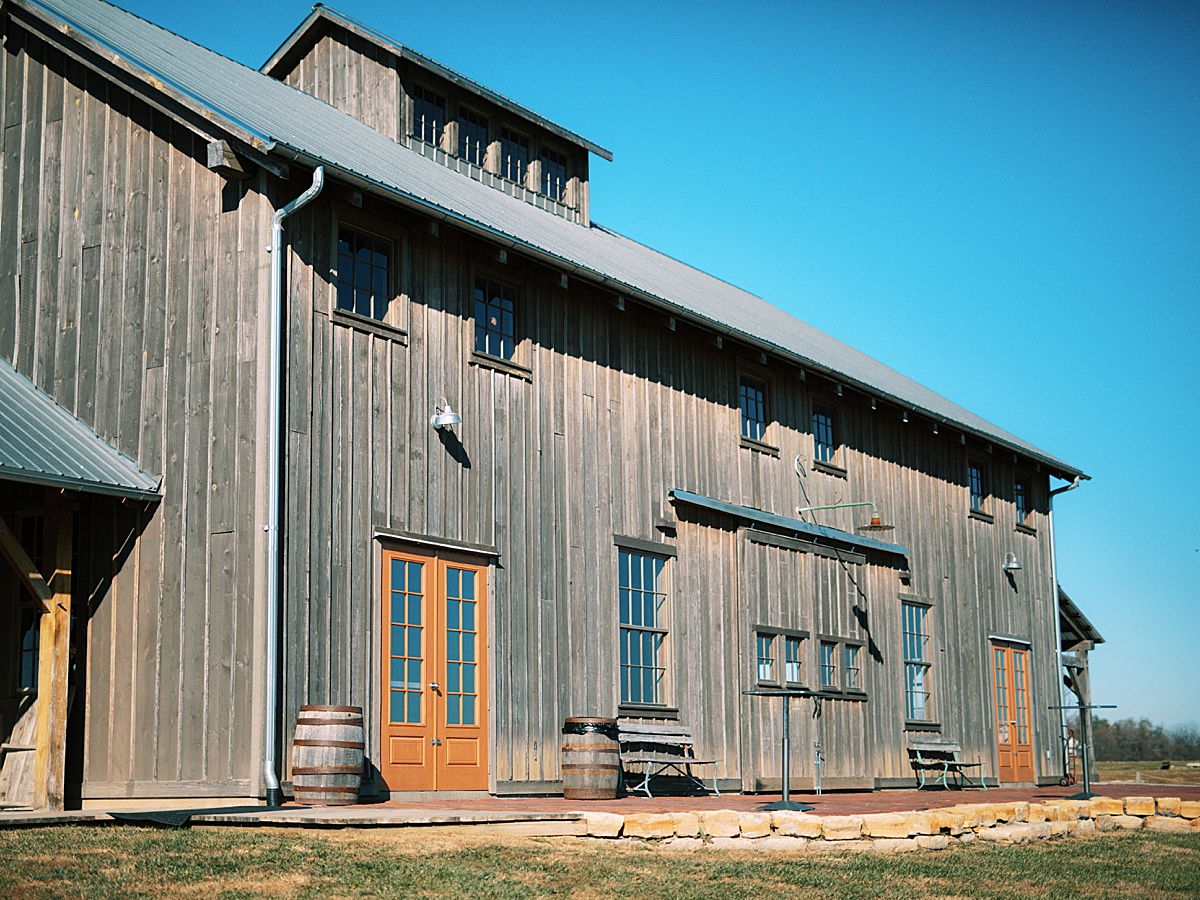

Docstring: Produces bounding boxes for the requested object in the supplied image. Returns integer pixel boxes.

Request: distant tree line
[1086,718,1200,761]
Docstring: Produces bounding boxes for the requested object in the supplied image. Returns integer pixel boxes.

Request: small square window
[337,228,392,322]
[540,149,568,202]
[968,461,988,512]
[474,276,516,361]
[1014,480,1028,525]
[820,641,837,690]
[813,403,838,464]
[499,127,529,185]
[785,636,804,685]
[843,644,861,691]
[459,109,488,165]
[739,376,767,442]
[413,86,445,147]
[756,633,776,683]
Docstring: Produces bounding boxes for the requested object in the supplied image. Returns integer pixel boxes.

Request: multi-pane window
[843,644,862,691]
[756,633,776,683]
[739,376,767,442]
[618,549,668,705]
[968,462,987,512]
[903,602,931,720]
[388,558,425,724]
[784,635,804,685]
[499,127,529,184]
[412,86,445,147]
[813,403,838,464]
[1014,481,1028,525]
[337,228,391,321]
[443,566,479,726]
[540,148,568,201]
[18,513,44,692]
[459,109,488,165]
[819,641,837,689]
[473,276,516,360]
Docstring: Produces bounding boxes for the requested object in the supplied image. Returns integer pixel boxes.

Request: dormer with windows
[263,7,611,226]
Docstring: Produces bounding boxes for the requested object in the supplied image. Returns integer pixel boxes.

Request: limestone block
[1089,797,1124,817]
[873,838,919,853]
[1059,800,1090,820]
[708,836,744,850]
[1011,802,1031,823]
[978,823,1050,844]
[751,835,808,852]
[930,810,965,835]
[1027,804,1047,823]
[698,809,741,839]
[623,813,676,839]
[807,838,871,854]
[861,813,914,838]
[670,812,700,838]
[584,812,624,838]
[916,834,950,851]
[1050,820,1078,836]
[738,812,772,838]
[1145,816,1193,835]
[1155,797,1181,817]
[958,831,977,844]
[1039,804,1063,822]
[974,804,1000,827]
[908,812,937,835]
[664,837,705,850]
[1112,815,1143,831]
[947,805,982,829]
[821,815,864,841]
[771,811,824,838]
[1123,796,1155,816]
[1178,800,1200,820]
[1076,818,1097,836]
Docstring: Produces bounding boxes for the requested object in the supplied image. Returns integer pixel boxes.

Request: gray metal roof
[669,489,910,559]
[1059,585,1104,647]
[0,357,160,500]
[261,5,614,162]
[13,0,1085,480]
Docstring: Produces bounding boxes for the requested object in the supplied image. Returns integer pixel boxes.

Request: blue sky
[118,0,1199,729]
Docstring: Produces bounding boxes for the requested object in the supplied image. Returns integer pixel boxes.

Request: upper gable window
[1014,480,1028,525]
[337,228,392,321]
[499,127,529,185]
[459,109,489,166]
[474,276,516,361]
[812,402,839,465]
[413,86,445,147]
[739,376,768,442]
[968,460,989,514]
[540,149,568,201]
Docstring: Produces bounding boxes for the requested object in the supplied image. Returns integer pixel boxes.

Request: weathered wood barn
[1,0,1097,809]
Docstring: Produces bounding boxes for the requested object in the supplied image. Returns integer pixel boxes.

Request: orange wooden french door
[380,547,488,792]
[992,643,1034,783]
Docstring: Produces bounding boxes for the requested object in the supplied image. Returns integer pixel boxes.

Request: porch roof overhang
[668,489,910,560]
[0,357,161,501]
[1059,584,1104,650]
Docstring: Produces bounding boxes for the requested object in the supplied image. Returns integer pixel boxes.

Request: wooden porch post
[32,490,73,811]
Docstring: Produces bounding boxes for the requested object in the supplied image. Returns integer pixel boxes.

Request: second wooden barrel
[291,705,364,806]
[561,717,620,800]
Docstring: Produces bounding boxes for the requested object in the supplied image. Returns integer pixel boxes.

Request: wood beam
[0,513,52,613]
[32,491,73,811]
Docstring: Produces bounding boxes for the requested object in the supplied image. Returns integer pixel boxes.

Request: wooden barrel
[561,717,619,800]
[291,705,364,806]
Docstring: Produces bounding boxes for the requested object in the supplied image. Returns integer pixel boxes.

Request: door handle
[430,682,441,692]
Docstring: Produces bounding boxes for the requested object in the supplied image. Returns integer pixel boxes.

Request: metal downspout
[264,167,325,807]
[1047,475,1081,781]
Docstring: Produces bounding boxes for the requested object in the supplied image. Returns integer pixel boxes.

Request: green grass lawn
[0,825,1197,899]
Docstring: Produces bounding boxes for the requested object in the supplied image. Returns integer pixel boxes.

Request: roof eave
[0,465,161,502]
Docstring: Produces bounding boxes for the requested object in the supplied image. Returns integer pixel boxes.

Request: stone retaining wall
[582,797,1200,851]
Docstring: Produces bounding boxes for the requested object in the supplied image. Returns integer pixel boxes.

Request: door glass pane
[390,558,424,724]
[443,566,479,732]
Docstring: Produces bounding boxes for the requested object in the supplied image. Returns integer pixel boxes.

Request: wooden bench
[618,723,720,798]
[908,738,987,790]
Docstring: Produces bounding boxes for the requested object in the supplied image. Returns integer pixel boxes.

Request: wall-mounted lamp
[1002,552,1022,573]
[431,398,461,431]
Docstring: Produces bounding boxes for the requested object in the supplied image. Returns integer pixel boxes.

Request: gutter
[263,166,325,807]
[1047,475,1082,781]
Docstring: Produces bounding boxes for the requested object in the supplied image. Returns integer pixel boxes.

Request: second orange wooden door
[992,643,1034,783]
[380,548,487,792]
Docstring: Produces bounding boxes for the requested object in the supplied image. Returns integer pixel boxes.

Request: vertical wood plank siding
[0,25,269,800]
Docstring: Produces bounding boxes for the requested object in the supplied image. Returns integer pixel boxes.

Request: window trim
[471,268,523,366]
[411,84,446,149]
[457,106,490,167]
[738,373,770,444]
[752,626,810,688]
[902,599,933,723]
[498,126,530,188]
[967,456,992,520]
[811,398,845,475]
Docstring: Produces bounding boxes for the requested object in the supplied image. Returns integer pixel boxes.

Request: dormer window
[413,86,445,147]
[459,108,488,165]
[499,127,529,185]
[540,148,567,201]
